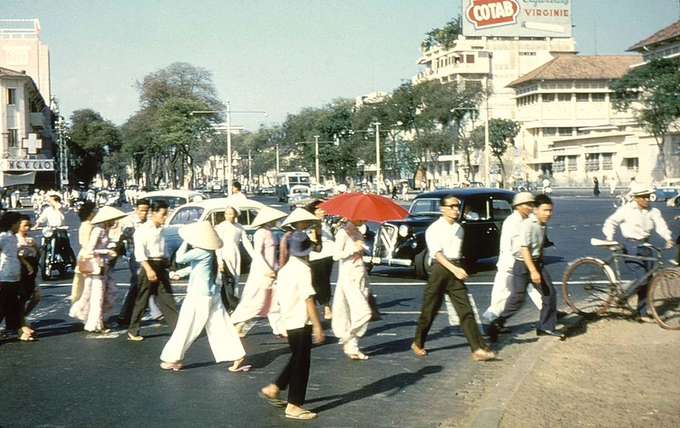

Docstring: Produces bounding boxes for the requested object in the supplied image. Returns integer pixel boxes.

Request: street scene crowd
[1,178,678,422]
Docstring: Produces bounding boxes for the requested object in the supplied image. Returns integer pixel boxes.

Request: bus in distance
[275,171,311,202]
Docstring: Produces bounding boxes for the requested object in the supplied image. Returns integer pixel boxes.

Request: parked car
[364,188,516,279]
[138,190,209,214]
[260,186,276,197]
[651,178,680,202]
[163,198,268,272]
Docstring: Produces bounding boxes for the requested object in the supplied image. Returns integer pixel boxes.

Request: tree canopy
[611,57,680,177]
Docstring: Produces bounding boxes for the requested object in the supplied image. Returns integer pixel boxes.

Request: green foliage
[67,109,121,186]
[611,57,680,177]
[471,118,521,181]
[421,17,462,51]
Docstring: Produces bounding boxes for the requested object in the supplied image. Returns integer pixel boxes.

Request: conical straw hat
[281,207,320,228]
[91,206,127,225]
[251,207,287,229]
[178,220,223,250]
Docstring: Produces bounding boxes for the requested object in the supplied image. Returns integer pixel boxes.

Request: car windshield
[409,198,443,215]
[169,207,204,225]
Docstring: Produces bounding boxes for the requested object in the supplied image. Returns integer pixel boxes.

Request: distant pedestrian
[401,183,408,201]
[161,221,247,372]
[259,230,324,420]
[593,177,600,197]
[411,195,496,361]
[488,194,562,340]
[608,177,617,196]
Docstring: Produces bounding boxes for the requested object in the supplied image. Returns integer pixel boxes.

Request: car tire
[649,193,658,202]
[414,250,432,280]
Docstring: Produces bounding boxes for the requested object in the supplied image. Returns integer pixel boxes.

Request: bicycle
[562,238,680,330]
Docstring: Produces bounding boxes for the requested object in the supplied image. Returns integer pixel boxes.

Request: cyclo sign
[466,0,519,29]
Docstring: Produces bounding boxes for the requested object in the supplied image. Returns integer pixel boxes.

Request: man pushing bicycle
[602,183,673,322]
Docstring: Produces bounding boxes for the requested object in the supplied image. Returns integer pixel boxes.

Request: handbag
[77,256,101,275]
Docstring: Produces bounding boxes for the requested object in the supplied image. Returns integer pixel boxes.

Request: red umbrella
[318,192,409,222]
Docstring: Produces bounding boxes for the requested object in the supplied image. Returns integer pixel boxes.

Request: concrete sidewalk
[465,315,680,428]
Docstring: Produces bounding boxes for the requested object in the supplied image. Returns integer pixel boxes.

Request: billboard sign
[462,0,572,38]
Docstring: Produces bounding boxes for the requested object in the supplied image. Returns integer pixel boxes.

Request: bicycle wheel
[563,258,615,315]
[648,268,680,330]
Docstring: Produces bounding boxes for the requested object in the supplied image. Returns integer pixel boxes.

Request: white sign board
[462,0,572,38]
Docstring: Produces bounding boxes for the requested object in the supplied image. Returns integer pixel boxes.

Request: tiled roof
[628,21,680,52]
[507,55,641,88]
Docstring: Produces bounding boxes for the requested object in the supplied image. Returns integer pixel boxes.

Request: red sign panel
[466,0,519,29]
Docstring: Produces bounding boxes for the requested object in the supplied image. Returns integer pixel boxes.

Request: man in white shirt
[603,183,673,321]
[225,181,247,206]
[411,194,495,361]
[482,193,543,333]
[127,200,179,341]
[33,194,65,228]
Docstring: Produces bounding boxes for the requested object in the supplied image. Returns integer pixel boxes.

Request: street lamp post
[374,122,382,188]
[191,103,267,195]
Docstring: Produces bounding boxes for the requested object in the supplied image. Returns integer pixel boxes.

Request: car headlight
[398,225,410,238]
[42,229,54,238]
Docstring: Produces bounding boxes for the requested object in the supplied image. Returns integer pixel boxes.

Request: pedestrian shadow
[29,319,84,339]
[307,365,443,412]
[363,326,468,357]
[374,297,414,310]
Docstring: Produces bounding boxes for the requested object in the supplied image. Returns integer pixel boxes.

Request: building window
[576,93,589,102]
[544,127,557,137]
[602,153,613,170]
[558,93,572,102]
[7,88,17,105]
[553,156,565,172]
[591,93,606,102]
[568,155,578,172]
[586,154,600,171]
[466,54,475,64]
[558,127,572,136]
[542,93,555,102]
[7,129,18,147]
[626,158,639,170]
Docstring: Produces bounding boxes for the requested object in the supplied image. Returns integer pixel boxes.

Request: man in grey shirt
[488,194,560,340]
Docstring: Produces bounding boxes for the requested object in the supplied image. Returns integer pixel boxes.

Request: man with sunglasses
[603,183,673,322]
[411,194,495,361]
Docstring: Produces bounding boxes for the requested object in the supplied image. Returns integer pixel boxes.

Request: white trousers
[482,269,543,322]
[160,293,245,363]
[331,264,372,346]
[229,277,284,336]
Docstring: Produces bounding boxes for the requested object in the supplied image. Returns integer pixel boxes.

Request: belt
[435,258,460,264]
[147,257,167,262]
[626,238,648,242]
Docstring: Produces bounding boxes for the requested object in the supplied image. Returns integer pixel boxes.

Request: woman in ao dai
[161,221,245,371]
[230,207,287,337]
[331,219,372,360]
[69,207,124,333]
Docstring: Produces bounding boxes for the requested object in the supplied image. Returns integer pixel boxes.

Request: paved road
[1,195,678,427]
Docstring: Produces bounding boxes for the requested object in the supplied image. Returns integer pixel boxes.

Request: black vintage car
[364,188,516,279]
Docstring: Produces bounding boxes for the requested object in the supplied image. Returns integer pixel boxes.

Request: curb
[466,314,585,428]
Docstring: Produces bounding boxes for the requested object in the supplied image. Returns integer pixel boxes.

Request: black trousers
[275,325,313,406]
[128,260,179,336]
[118,257,140,323]
[220,265,239,313]
[0,281,22,331]
[414,263,487,352]
[310,257,333,306]
[498,260,556,331]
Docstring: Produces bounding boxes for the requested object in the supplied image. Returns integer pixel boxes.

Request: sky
[2,0,679,131]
